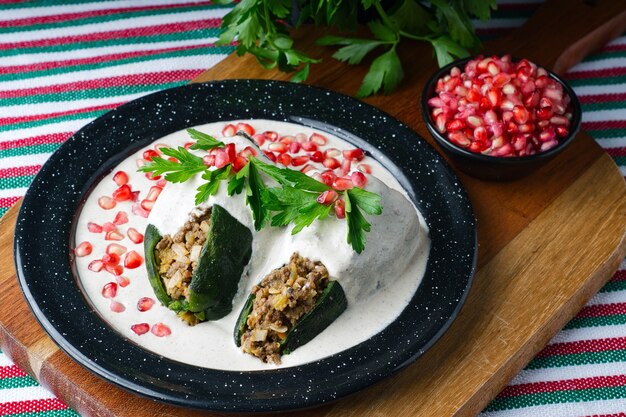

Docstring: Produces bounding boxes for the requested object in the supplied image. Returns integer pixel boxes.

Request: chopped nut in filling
[155,208,211,324]
[241,252,329,364]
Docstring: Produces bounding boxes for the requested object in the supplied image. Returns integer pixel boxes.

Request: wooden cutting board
[1,1,626,416]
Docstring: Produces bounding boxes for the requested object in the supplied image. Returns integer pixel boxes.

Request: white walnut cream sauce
[74,120,430,371]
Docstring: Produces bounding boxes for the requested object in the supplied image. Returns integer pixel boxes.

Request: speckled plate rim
[14,79,477,413]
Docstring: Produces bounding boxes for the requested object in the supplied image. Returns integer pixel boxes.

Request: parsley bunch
[139,129,382,253]
[213,0,496,97]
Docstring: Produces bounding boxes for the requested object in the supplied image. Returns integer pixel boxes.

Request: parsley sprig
[138,129,382,253]
[214,0,496,97]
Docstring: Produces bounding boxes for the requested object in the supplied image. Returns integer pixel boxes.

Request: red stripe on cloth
[0,133,71,151]
[0,165,42,179]
[0,70,200,99]
[601,43,626,53]
[0,1,215,28]
[0,196,23,209]
[498,375,626,398]
[566,67,626,80]
[581,414,626,417]
[0,18,221,50]
[0,102,122,126]
[582,120,626,131]
[535,337,626,358]
[0,365,27,379]
[0,398,69,415]
[578,92,626,104]
[576,303,626,318]
[612,270,626,282]
[0,42,217,75]
[605,147,626,157]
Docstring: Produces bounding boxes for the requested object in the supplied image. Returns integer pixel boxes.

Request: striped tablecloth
[0,1,625,416]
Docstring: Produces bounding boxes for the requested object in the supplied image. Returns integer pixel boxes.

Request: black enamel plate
[15,80,476,412]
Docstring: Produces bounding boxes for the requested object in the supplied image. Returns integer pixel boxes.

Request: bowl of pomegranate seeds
[422,55,581,180]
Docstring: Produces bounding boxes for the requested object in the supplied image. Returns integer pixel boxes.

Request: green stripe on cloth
[582,101,626,112]
[0,46,234,83]
[0,4,230,34]
[0,175,36,191]
[565,314,626,330]
[582,50,626,62]
[0,208,9,218]
[0,81,189,107]
[526,350,626,370]
[0,376,39,390]
[1,29,221,57]
[601,281,626,293]
[0,144,60,159]
[585,128,626,139]
[0,110,108,133]
[0,0,133,8]
[568,75,626,86]
[484,385,626,412]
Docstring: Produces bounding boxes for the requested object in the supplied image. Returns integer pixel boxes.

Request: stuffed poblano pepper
[145,204,252,325]
[234,252,347,363]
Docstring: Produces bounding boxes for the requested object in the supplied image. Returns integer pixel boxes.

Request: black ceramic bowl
[421,57,582,181]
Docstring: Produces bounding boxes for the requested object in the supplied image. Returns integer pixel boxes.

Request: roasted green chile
[144,204,253,322]
[234,280,347,355]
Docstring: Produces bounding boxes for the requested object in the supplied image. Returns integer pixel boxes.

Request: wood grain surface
[1,1,626,416]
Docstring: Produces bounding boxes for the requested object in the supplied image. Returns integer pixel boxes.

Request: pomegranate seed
[74,241,92,257]
[263,131,279,142]
[277,153,292,167]
[343,148,365,161]
[550,116,569,125]
[127,228,144,244]
[556,125,569,137]
[146,172,161,181]
[140,199,154,211]
[222,124,236,137]
[214,150,230,169]
[291,155,310,166]
[324,148,341,158]
[105,230,124,241]
[225,143,236,163]
[156,178,167,188]
[110,301,125,313]
[310,151,324,162]
[268,142,287,153]
[337,159,351,177]
[112,184,132,202]
[333,177,354,191]
[87,222,103,233]
[446,119,464,131]
[102,282,118,299]
[183,142,194,150]
[113,211,128,225]
[137,297,155,312]
[232,156,248,172]
[131,323,150,335]
[146,186,162,202]
[131,203,150,218]
[537,108,552,120]
[151,323,171,337]
[301,141,317,152]
[112,171,128,186]
[143,149,159,161]
[105,263,123,276]
[106,243,127,255]
[320,170,336,187]
[512,106,529,124]
[351,172,368,188]
[236,123,255,136]
[334,199,346,219]
[102,222,117,233]
[98,196,116,210]
[357,164,372,174]
[435,114,446,133]
[295,133,308,142]
[323,158,340,170]
[317,190,338,205]
[102,253,120,265]
[252,134,265,146]
[124,251,143,269]
[448,132,470,147]
[131,191,140,202]
[280,135,294,144]
[310,133,327,146]
[300,164,314,174]
[203,155,215,167]
[474,126,488,142]
[239,146,257,158]
[263,150,277,162]
[88,260,104,272]
[154,143,170,153]
[115,276,130,287]
[289,142,301,153]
